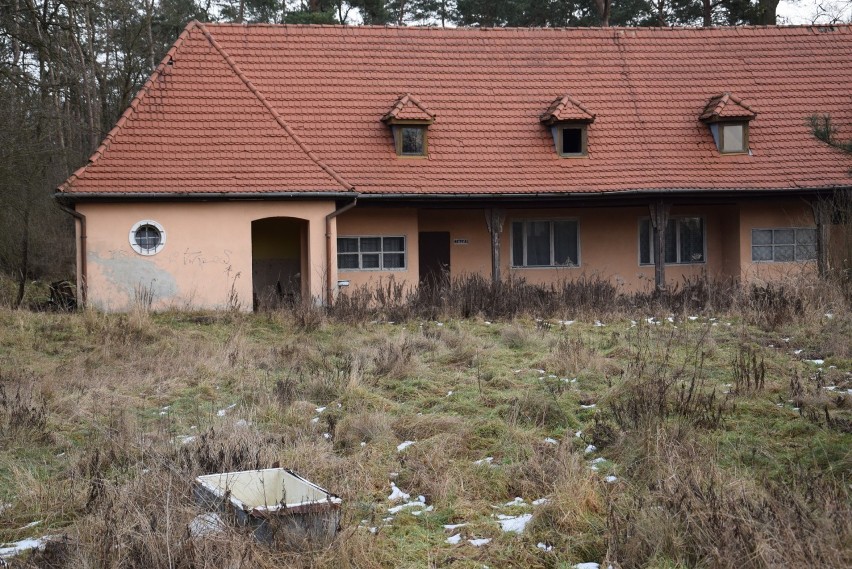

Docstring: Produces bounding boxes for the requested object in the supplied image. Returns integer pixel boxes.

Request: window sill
[511,264,581,270]
[639,261,706,267]
[749,260,815,264]
[338,268,408,272]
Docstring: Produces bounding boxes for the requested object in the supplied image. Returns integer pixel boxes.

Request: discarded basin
[193,468,341,544]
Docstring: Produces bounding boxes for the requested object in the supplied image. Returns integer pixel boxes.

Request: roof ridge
[196,22,354,192]
[198,23,852,33]
[58,21,201,192]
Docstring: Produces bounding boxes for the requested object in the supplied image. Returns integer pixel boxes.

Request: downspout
[325,197,358,304]
[57,203,87,307]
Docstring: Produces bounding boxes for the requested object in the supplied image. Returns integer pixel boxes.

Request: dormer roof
[700,93,757,123]
[382,94,436,124]
[540,94,596,125]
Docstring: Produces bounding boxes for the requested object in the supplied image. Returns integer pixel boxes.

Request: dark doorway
[251,217,306,310]
[419,232,450,287]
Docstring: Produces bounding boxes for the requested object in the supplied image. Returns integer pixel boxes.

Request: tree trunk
[759,0,779,25]
[14,206,30,308]
[595,0,610,27]
[485,209,505,285]
[649,201,671,295]
[703,0,713,26]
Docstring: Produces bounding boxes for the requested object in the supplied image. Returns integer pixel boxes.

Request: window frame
[718,121,749,154]
[510,219,581,268]
[638,216,706,266]
[750,227,817,263]
[392,124,428,158]
[556,124,588,158]
[337,235,407,271]
[128,219,166,256]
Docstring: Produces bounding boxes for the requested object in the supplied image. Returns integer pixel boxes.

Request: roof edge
[58,20,201,193]
[196,22,355,192]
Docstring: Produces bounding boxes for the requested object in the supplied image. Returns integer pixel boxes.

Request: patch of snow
[574,564,601,569]
[605,475,618,483]
[646,317,658,325]
[544,437,559,445]
[360,441,366,447]
[585,444,597,454]
[217,403,237,417]
[666,316,675,323]
[794,349,803,355]
[594,320,605,327]
[0,537,50,560]
[446,533,463,544]
[504,497,525,506]
[537,542,553,551]
[388,483,410,502]
[311,417,319,423]
[575,430,583,438]
[532,498,550,506]
[315,406,326,413]
[368,526,378,534]
[322,433,331,440]
[55,452,65,458]
[485,321,492,325]
[580,404,597,409]
[822,386,837,391]
[589,457,606,465]
[474,457,494,465]
[412,506,433,516]
[806,359,825,365]
[189,513,225,538]
[536,369,546,375]
[397,440,415,452]
[177,435,196,445]
[234,419,248,428]
[498,513,533,533]
[688,316,698,321]
[388,500,427,514]
[468,538,491,547]
[825,313,834,319]
[444,523,467,530]
[447,391,453,397]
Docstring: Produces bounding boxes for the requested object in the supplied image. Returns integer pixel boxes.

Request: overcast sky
[777,0,852,24]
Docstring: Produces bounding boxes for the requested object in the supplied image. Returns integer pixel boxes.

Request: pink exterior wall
[335,208,420,294]
[737,200,817,283]
[77,198,821,310]
[78,201,335,310]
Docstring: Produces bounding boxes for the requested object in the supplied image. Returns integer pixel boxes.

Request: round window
[129,220,166,255]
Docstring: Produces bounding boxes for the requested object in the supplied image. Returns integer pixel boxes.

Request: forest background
[0,0,850,307]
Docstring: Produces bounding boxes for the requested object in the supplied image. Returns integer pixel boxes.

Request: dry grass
[0,276,850,568]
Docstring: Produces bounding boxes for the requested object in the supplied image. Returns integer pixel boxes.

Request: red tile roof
[60,23,852,196]
[382,94,436,123]
[540,94,596,124]
[700,93,757,122]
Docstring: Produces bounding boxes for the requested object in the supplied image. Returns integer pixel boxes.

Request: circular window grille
[129,220,166,255]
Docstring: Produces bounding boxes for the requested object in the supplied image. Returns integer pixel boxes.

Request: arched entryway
[251,217,308,310]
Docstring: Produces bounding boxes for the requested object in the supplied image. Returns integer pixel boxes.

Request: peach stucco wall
[78,201,335,310]
[76,198,821,311]
[335,208,420,294]
[738,200,817,283]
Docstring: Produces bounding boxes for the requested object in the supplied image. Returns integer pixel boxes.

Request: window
[393,126,427,157]
[129,220,166,256]
[719,122,748,153]
[511,220,579,267]
[556,125,587,157]
[639,217,704,265]
[751,228,816,262]
[338,236,406,270]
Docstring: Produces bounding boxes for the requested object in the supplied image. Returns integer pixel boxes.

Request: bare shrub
[502,392,568,429]
[607,426,852,569]
[607,325,725,431]
[0,374,49,444]
[732,343,766,394]
[334,412,394,451]
[370,335,415,379]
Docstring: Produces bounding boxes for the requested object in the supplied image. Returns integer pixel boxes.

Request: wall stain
[89,250,179,303]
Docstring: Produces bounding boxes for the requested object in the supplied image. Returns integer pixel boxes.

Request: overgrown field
[0,284,850,568]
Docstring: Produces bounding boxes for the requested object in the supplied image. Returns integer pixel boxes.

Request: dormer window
[541,94,595,158]
[396,125,427,156]
[700,93,756,155]
[382,94,435,158]
[557,124,587,157]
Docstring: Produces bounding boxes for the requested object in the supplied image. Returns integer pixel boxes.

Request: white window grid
[337,236,407,271]
[751,227,817,263]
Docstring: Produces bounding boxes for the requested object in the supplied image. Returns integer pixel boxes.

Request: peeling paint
[89,250,179,305]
